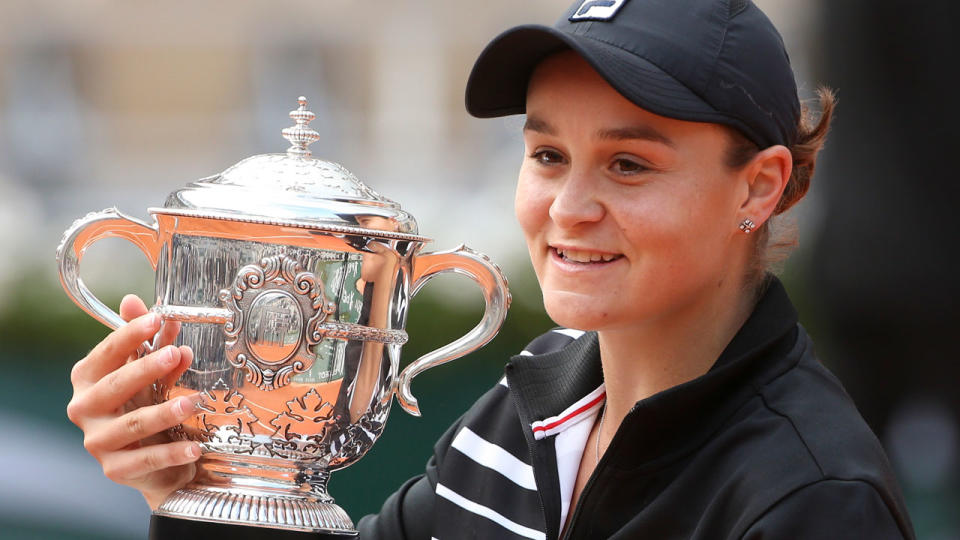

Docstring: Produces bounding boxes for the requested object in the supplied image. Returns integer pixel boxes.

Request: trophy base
[149,514,355,539]
[154,487,356,535]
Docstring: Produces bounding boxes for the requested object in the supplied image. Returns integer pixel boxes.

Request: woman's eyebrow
[523,116,556,135]
[523,116,675,149]
[596,125,676,148]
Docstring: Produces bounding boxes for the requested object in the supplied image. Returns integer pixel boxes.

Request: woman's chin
[542,297,620,332]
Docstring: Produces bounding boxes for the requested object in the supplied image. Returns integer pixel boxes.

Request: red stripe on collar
[531,386,605,440]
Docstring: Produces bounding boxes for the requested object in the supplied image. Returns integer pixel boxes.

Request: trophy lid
[154,97,427,242]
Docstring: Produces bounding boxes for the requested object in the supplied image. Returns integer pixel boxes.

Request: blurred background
[0,0,956,538]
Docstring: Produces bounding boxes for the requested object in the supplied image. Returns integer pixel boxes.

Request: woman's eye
[531,149,565,166]
[612,158,647,175]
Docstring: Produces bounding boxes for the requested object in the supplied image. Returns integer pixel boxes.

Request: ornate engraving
[270,388,336,441]
[204,425,258,455]
[197,379,259,436]
[220,254,336,391]
[314,321,409,345]
[150,304,231,324]
[250,440,327,462]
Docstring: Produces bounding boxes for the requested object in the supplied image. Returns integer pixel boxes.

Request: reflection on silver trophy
[56,97,511,534]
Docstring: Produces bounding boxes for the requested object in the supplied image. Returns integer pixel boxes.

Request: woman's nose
[548,170,605,228]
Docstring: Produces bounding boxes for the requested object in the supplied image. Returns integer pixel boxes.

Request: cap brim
[465,24,721,124]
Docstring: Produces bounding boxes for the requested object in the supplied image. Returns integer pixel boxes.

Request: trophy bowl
[56,97,510,535]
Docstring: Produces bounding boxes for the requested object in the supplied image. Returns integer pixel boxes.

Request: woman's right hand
[66,294,203,510]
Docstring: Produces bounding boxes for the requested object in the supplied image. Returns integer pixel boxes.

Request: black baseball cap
[465,0,801,148]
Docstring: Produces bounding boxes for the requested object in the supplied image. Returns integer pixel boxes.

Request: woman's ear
[739,145,792,227]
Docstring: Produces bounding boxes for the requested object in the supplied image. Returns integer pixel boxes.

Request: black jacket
[358,278,915,539]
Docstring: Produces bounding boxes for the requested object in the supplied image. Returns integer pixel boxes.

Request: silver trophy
[56,97,510,534]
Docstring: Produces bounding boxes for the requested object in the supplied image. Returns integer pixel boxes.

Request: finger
[119,294,148,323]
[86,394,202,453]
[160,345,193,389]
[80,345,182,415]
[121,295,155,359]
[101,440,202,485]
[76,312,162,385]
[154,319,181,350]
[128,344,194,413]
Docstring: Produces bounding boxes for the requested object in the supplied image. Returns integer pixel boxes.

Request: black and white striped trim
[435,484,547,540]
[451,427,537,490]
[429,327,592,539]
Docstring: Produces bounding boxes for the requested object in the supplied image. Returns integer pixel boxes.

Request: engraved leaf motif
[270,388,335,440]
[198,379,258,435]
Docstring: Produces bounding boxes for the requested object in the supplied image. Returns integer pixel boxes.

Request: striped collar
[530,385,605,441]
[505,329,604,430]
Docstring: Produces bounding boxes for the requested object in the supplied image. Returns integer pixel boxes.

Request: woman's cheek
[514,174,551,236]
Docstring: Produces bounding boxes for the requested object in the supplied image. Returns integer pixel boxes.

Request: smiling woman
[364,0,913,537]
[66,0,914,538]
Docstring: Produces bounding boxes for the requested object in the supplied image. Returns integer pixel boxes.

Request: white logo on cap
[569,0,629,21]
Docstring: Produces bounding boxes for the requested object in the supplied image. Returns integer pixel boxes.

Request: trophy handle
[396,244,511,416]
[56,208,161,331]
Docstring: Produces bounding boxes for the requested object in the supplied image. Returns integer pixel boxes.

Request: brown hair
[724,87,837,281]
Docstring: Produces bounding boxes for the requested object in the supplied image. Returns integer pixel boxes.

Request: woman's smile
[550,245,624,265]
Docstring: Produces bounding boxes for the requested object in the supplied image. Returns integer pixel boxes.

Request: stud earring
[739,218,756,234]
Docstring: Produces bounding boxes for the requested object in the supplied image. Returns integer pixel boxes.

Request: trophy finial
[282,96,321,158]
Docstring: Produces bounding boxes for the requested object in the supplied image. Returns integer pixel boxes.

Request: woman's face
[516,51,752,332]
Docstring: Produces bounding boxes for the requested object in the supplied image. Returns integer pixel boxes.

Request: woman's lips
[550,246,624,264]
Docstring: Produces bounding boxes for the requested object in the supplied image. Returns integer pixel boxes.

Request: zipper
[560,459,600,540]
[561,403,637,540]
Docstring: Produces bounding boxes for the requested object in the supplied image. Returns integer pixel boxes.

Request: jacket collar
[505,276,802,467]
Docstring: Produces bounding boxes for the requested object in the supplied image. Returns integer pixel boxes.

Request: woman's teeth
[554,248,621,263]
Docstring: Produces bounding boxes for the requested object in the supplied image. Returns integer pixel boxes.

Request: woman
[67,0,914,538]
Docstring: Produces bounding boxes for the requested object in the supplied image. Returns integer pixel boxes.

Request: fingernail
[159,346,177,366]
[186,444,202,459]
[142,313,160,330]
[175,394,203,416]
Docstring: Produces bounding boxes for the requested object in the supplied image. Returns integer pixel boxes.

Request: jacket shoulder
[759,329,897,480]
[742,478,912,539]
[749,328,914,537]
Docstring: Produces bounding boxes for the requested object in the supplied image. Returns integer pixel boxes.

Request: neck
[597,273,757,434]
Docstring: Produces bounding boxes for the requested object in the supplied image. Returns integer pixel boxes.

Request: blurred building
[0,1,810,282]
[0,1,578,288]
